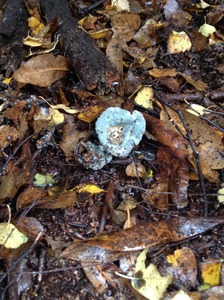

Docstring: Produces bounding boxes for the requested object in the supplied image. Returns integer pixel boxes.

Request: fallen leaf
[0,125,19,156]
[13,53,70,87]
[73,183,105,194]
[33,173,56,187]
[132,249,172,300]
[217,187,224,204]
[200,259,222,286]
[125,161,147,178]
[199,23,216,38]
[28,16,45,35]
[166,247,198,288]
[160,108,224,181]
[60,217,223,262]
[148,68,178,78]
[179,72,208,91]
[163,0,192,27]
[110,13,141,43]
[143,113,189,158]
[112,0,130,12]
[0,223,28,249]
[78,103,107,123]
[186,103,210,116]
[168,31,192,54]
[134,86,154,109]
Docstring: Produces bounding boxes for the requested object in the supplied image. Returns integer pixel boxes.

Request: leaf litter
[0,0,224,299]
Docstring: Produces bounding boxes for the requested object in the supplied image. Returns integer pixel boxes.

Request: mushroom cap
[96,107,146,157]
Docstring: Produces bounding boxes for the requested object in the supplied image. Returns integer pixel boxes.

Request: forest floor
[0,0,224,299]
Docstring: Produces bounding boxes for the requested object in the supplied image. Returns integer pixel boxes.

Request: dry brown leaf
[125,161,147,178]
[149,68,178,78]
[179,72,208,91]
[106,34,123,74]
[143,113,190,158]
[16,217,44,240]
[78,103,107,123]
[110,13,141,42]
[59,115,89,158]
[0,161,30,201]
[161,108,224,181]
[13,53,70,87]
[0,125,19,156]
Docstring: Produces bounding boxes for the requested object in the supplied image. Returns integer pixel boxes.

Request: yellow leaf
[28,17,45,35]
[72,183,105,194]
[2,77,12,85]
[200,259,222,286]
[186,104,210,116]
[49,104,79,114]
[89,29,111,39]
[134,86,154,109]
[168,31,192,54]
[217,187,224,204]
[132,249,172,300]
[0,223,28,249]
[49,108,65,124]
[199,23,216,38]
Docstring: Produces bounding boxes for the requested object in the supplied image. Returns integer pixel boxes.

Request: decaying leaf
[132,249,172,300]
[163,0,192,27]
[0,223,28,249]
[168,31,192,54]
[33,173,56,187]
[111,0,130,12]
[13,53,70,87]
[200,259,222,287]
[0,125,19,156]
[60,217,223,262]
[160,108,224,181]
[125,161,147,179]
[166,247,198,288]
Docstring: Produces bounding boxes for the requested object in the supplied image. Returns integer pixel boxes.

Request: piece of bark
[40,0,118,92]
[0,0,28,75]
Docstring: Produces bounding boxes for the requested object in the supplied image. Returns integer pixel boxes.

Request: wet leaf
[73,183,105,194]
[143,113,189,158]
[200,259,222,286]
[0,223,28,249]
[132,249,172,300]
[60,217,223,262]
[166,247,197,288]
[13,53,70,87]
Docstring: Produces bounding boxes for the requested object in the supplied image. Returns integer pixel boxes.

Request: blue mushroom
[95,107,146,158]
